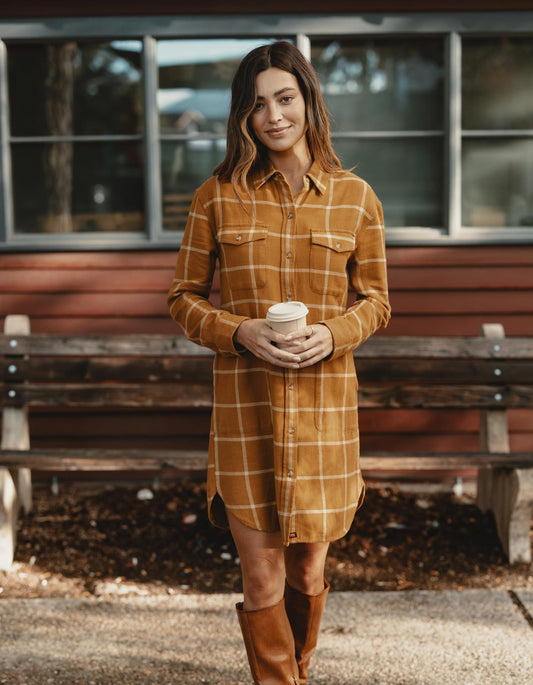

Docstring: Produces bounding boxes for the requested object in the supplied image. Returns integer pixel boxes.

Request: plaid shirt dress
[167,161,391,545]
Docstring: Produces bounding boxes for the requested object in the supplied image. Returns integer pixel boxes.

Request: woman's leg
[284,543,330,685]
[228,511,299,684]
[227,510,286,610]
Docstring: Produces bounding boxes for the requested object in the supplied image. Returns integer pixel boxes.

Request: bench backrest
[2,331,533,411]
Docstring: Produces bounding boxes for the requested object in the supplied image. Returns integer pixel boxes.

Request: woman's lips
[266,126,290,137]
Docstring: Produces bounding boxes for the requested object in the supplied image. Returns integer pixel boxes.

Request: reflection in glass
[11,142,144,233]
[161,139,226,231]
[158,38,277,231]
[311,39,444,132]
[462,139,533,227]
[8,41,143,137]
[157,39,274,135]
[463,38,533,130]
[334,137,443,227]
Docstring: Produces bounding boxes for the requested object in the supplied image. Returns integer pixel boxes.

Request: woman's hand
[234,320,333,368]
[285,324,333,367]
[234,319,301,368]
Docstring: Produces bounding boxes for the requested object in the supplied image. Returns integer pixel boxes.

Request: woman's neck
[269,147,313,195]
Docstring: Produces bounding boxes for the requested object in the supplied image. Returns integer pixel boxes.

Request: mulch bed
[1,479,532,598]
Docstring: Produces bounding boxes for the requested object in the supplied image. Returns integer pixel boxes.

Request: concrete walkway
[1,589,532,684]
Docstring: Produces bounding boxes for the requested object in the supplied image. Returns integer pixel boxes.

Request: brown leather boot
[236,597,299,684]
[284,579,330,684]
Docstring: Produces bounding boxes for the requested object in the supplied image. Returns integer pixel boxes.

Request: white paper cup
[267,301,309,349]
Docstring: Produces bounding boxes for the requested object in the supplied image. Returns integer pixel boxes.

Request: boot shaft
[237,598,299,685]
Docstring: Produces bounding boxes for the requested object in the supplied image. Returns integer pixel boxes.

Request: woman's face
[250,67,308,157]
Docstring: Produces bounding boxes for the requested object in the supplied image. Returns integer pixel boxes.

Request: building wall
[1,1,532,17]
[1,246,531,461]
[1,0,532,468]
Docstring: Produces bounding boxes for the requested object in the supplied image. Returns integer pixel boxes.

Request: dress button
[287,470,293,478]
[288,213,293,219]
[288,383,294,390]
[286,252,292,259]
[336,242,341,249]
[236,235,242,241]
[288,427,295,434]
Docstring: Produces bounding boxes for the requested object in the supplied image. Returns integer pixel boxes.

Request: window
[0,13,532,249]
[461,37,533,230]
[312,38,444,229]
[8,41,144,235]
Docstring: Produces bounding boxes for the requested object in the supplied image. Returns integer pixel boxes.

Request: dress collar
[253,160,327,195]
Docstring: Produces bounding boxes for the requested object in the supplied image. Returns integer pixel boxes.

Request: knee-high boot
[284,579,330,684]
[236,597,300,685]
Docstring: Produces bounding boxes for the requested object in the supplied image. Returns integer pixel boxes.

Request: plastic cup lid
[266,301,309,323]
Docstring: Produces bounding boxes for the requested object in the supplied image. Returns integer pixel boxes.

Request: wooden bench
[1,314,533,569]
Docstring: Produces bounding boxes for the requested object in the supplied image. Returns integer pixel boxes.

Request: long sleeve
[321,185,391,361]
[167,188,249,355]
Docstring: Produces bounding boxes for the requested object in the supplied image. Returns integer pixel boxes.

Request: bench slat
[2,334,533,359]
[361,452,533,470]
[1,449,532,471]
[4,383,213,408]
[3,357,533,385]
[0,448,208,472]
[1,357,213,383]
[5,383,532,409]
[0,334,210,357]
[359,384,533,408]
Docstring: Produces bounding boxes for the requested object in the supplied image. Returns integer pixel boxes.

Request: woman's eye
[281,96,293,104]
[254,102,264,111]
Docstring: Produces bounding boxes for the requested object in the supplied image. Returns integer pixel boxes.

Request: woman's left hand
[283,324,333,367]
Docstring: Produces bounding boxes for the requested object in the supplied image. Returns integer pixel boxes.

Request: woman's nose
[267,104,282,122]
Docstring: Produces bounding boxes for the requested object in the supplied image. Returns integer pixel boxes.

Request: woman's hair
[214,41,342,192]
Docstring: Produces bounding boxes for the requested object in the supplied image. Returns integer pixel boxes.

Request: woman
[167,41,390,684]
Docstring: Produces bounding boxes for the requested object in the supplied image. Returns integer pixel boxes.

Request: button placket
[284,203,296,304]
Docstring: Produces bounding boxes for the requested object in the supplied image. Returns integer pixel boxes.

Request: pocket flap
[219,227,267,246]
[311,231,354,253]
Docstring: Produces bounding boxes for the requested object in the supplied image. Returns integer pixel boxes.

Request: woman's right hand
[234,319,301,368]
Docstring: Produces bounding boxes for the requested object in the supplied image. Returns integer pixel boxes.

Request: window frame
[0,11,532,250]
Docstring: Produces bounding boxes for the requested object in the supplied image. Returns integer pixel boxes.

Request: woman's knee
[285,544,329,594]
[240,553,286,608]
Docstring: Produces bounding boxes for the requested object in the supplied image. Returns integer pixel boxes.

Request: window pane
[334,137,443,227]
[158,38,278,232]
[8,41,143,137]
[161,139,226,232]
[463,37,533,130]
[11,142,144,233]
[462,138,533,227]
[311,38,444,132]
[157,39,276,135]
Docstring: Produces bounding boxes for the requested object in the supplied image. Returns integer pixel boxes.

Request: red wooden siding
[1,245,532,466]
[1,1,530,19]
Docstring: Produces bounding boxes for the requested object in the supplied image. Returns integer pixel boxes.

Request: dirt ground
[1,478,532,599]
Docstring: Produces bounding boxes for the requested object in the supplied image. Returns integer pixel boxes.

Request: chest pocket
[218,226,268,292]
[309,230,355,296]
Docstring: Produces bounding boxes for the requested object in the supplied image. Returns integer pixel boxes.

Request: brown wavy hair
[214,41,342,193]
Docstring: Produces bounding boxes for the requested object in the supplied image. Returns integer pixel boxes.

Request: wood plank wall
[2,1,530,19]
[1,245,532,465]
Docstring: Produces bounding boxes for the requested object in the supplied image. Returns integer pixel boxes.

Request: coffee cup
[266,301,309,350]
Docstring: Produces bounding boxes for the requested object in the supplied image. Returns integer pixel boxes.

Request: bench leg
[1,314,33,568]
[0,469,18,570]
[477,467,533,565]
